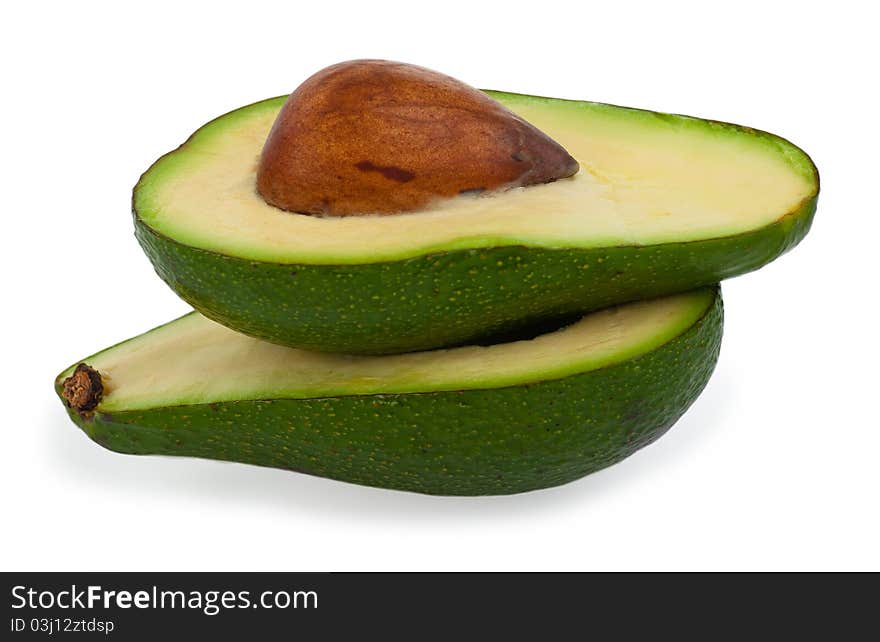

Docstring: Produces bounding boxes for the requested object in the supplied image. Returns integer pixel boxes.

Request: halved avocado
[134,93,813,354]
[55,289,722,496]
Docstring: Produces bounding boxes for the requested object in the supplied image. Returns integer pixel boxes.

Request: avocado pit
[256,59,579,216]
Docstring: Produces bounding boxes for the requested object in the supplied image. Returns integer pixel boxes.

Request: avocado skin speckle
[134,198,805,354]
[55,290,722,496]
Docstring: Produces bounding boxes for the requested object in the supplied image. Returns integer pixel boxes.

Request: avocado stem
[62,363,104,413]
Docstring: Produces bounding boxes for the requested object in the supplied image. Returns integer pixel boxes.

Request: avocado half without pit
[133,59,817,354]
[57,289,722,496]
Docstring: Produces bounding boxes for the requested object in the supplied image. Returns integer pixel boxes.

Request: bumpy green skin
[56,290,722,496]
[135,200,807,354]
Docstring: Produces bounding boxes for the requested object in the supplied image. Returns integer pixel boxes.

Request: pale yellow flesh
[65,291,712,412]
[137,95,816,264]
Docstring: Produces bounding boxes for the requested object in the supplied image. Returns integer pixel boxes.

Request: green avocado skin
[135,198,807,354]
[56,290,722,496]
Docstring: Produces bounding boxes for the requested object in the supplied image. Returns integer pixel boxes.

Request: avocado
[55,289,722,496]
[134,92,813,354]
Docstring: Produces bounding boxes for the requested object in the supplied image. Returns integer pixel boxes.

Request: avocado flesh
[56,289,722,496]
[137,94,815,262]
[134,93,813,354]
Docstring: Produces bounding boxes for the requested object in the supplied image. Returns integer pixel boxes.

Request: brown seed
[256,60,579,216]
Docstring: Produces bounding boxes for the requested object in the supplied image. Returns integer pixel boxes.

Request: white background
[2,1,877,571]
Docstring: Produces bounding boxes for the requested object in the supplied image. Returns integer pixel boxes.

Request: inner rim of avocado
[134,92,817,265]
[56,290,716,412]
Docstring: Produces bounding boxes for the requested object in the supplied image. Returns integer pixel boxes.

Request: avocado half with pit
[134,92,815,354]
[56,288,721,496]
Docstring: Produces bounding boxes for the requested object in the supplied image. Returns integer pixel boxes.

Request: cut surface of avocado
[62,290,712,411]
[135,93,817,264]
[55,289,722,495]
